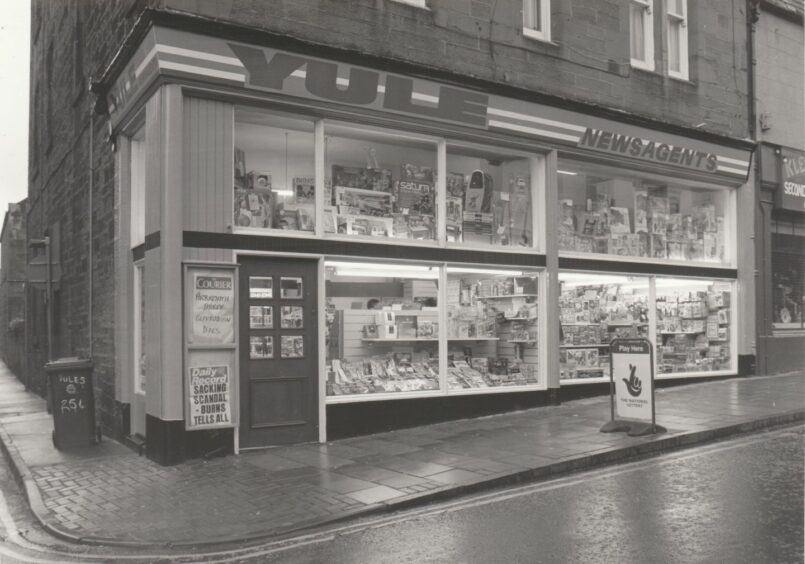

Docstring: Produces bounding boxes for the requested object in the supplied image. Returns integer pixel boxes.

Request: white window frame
[133,261,146,395]
[130,129,146,248]
[630,0,655,71]
[390,0,429,9]
[666,0,689,80]
[523,0,551,43]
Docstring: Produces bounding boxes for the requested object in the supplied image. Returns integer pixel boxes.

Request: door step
[124,434,146,456]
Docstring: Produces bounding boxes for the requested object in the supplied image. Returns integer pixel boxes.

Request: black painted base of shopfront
[761,336,805,374]
[145,416,234,465]
[327,391,551,440]
[114,401,130,442]
[738,355,756,376]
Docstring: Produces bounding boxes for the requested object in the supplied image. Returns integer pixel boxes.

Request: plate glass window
[234,110,315,233]
[325,124,438,242]
[559,273,649,383]
[630,0,654,71]
[523,0,551,42]
[446,145,539,249]
[557,160,733,265]
[446,267,540,389]
[325,261,440,397]
[656,278,734,374]
[666,0,688,79]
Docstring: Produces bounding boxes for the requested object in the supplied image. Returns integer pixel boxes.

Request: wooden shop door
[238,256,319,448]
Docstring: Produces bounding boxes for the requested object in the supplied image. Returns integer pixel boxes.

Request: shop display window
[559,273,649,382]
[234,110,316,232]
[656,278,734,374]
[325,261,440,397]
[771,231,805,330]
[324,124,437,242]
[558,160,732,265]
[446,267,540,390]
[446,145,536,248]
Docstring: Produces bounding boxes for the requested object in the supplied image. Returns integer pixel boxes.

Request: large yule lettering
[383,75,488,126]
[304,60,379,104]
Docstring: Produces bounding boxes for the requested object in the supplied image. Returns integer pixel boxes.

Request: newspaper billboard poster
[187,364,234,430]
[191,270,235,345]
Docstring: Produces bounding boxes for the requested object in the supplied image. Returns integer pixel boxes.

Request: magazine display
[557,178,726,263]
[657,287,732,373]
[559,282,649,381]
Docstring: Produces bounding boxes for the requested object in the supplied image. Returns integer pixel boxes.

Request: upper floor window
[630,0,654,71]
[523,0,551,42]
[666,0,688,80]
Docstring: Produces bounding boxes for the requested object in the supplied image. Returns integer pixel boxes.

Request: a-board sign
[611,338,654,423]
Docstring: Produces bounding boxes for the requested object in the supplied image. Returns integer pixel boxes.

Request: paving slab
[0,360,802,548]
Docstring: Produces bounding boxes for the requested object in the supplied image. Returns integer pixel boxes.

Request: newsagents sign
[777,148,805,213]
[611,338,654,423]
[104,27,752,181]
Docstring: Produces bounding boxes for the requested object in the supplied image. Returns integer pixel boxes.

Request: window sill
[389,0,431,10]
[630,62,659,76]
[668,73,693,85]
[522,28,556,45]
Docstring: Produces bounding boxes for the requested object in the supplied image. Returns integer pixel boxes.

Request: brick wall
[28,0,160,434]
[755,8,805,149]
[0,201,27,379]
[164,0,750,139]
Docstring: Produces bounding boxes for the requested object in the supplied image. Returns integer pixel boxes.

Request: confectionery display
[657,285,732,373]
[559,280,649,381]
[446,273,539,390]
[558,172,727,263]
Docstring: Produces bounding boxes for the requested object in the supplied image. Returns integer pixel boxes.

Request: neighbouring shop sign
[187,364,234,430]
[611,338,654,423]
[777,148,805,213]
[191,270,235,345]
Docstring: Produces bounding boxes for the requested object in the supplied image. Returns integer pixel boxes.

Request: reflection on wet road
[251,426,803,564]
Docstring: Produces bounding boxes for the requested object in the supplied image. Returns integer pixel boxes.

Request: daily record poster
[611,339,653,422]
[187,364,234,430]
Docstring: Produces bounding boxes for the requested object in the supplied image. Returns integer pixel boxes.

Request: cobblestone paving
[6,370,804,545]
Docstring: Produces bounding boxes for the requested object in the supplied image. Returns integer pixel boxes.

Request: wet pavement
[0,361,802,547]
[247,426,803,564]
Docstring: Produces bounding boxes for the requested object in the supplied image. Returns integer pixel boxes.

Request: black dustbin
[44,357,96,450]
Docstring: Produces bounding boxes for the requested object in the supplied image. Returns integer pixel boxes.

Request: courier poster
[191,270,235,345]
[187,364,234,430]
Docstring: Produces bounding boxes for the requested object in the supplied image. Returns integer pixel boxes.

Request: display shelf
[560,376,609,385]
[501,317,537,322]
[607,321,648,326]
[561,322,599,326]
[508,340,537,344]
[361,338,438,342]
[660,331,701,335]
[482,294,539,300]
[447,337,500,341]
[560,343,611,348]
[575,367,606,372]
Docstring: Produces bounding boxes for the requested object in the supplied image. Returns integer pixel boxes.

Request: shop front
[103,23,753,463]
[755,145,805,374]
